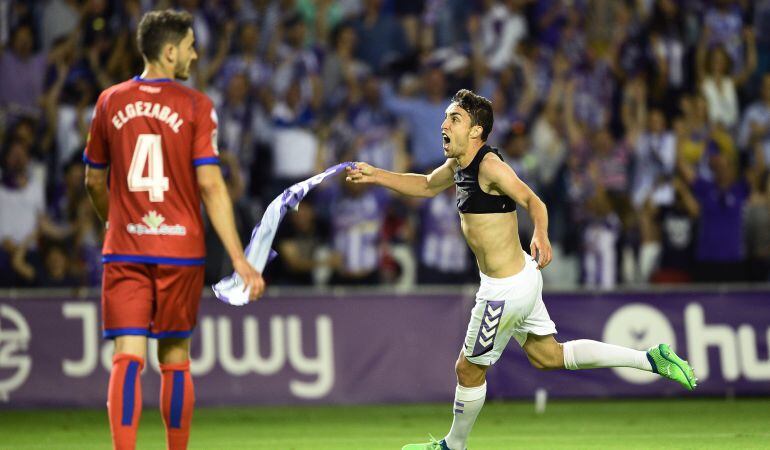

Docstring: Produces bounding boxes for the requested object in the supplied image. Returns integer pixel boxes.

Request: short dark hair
[451,89,494,141]
[137,9,193,62]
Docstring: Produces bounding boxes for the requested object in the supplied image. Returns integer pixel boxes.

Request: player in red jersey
[83,10,265,450]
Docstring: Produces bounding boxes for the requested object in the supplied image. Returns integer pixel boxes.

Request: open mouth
[442,133,450,149]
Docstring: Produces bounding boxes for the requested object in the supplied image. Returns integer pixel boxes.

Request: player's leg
[523,333,655,371]
[405,262,545,450]
[108,336,147,450]
[522,334,696,389]
[103,263,154,450]
[153,264,204,450]
[517,257,696,389]
[443,352,489,450]
[403,293,505,450]
[158,338,194,450]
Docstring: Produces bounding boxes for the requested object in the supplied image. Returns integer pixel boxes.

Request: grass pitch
[1,398,768,449]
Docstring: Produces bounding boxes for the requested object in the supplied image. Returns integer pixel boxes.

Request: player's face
[441,103,475,159]
[174,28,197,80]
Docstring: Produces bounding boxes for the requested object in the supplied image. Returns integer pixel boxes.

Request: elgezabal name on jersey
[111,101,185,133]
[126,223,187,236]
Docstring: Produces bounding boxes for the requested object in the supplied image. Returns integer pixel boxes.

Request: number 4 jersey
[83,76,220,265]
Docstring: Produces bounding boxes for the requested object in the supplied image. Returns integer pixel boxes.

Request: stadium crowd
[1,0,769,290]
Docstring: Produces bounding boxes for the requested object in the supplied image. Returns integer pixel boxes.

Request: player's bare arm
[345,159,455,197]
[196,164,265,300]
[478,155,552,269]
[84,165,109,222]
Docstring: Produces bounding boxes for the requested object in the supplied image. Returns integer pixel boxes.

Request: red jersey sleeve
[83,91,110,168]
[192,94,220,167]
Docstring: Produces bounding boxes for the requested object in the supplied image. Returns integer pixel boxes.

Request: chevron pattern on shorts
[471,300,505,357]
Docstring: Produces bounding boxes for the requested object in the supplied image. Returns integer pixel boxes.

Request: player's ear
[164,43,177,65]
[470,124,482,140]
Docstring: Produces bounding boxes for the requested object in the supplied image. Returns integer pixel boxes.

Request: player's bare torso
[454,154,527,278]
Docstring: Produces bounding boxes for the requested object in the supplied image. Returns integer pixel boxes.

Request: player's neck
[140,64,175,81]
[456,141,486,169]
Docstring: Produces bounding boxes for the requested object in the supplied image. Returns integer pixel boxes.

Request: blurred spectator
[530,79,569,246]
[681,151,749,282]
[382,67,449,171]
[0,139,46,249]
[12,238,80,288]
[270,200,341,286]
[273,11,322,107]
[327,180,388,285]
[0,24,48,120]
[270,78,322,198]
[744,158,770,281]
[608,0,649,84]
[631,108,677,282]
[322,22,368,109]
[348,75,409,172]
[675,94,712,178]
[40,150,100,286]
[40,0,80,50]
[631,108,677,210]
[753,0,770,91]
[737,73,770,163]
[478,0,528,72]
[214,73,259,187]
[352,0,409,71]
[481,74,532,148]
[565,78,631,289]
[696,33,756,130]
[649,176,700,283]
[210,21,273,93]
[702,0,747,73]
[571,48,615,131]
[0,139,47,286]
[501,123,537,241]
[532,0,571,50]
[648,0,687,119]
[416,187,473,284]
[581,163,622,290]
[297,0,345,47]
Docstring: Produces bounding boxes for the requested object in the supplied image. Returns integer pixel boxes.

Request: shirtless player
[345,89,696,450]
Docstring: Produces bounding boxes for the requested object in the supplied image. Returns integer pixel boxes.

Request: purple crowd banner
[0,289,768,408]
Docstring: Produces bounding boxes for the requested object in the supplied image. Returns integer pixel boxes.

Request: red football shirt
[84,76,220,265]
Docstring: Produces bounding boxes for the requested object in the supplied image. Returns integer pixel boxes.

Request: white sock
[444,382,486,450]
[562,340,652,371]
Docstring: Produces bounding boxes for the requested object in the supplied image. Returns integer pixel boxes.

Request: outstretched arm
[197,164,265,301]
[345,160,455,198]
[479,156,552,269]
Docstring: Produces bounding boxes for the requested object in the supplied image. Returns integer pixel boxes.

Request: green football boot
[402,435,452,450]
[647,344,697,390]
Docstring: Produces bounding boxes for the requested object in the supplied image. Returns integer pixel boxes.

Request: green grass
[1,399,769,449]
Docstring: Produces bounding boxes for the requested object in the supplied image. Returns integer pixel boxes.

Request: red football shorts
[102,262,205,339]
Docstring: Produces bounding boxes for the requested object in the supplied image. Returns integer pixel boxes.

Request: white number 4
[128,134,169,202]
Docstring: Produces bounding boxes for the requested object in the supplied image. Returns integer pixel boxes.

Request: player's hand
[345,162,377,184]
[233,257,265,301]
[530,230,552,270]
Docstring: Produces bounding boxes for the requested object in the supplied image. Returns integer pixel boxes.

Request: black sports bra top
[454,145,516,214]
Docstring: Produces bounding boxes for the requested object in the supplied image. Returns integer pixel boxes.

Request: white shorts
[463,257,557,366]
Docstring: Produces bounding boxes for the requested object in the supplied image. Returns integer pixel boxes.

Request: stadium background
[1,0,769,449]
